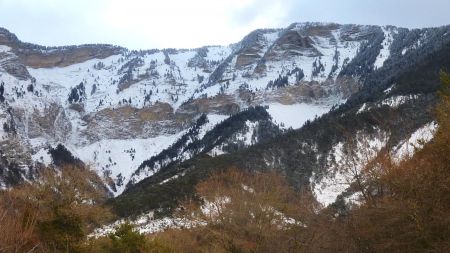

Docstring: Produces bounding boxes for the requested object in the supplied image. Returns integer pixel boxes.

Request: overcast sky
[1,0,449,49]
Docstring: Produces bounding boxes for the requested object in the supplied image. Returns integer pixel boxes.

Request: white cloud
[0,0,292,49]
[0,0,449,49]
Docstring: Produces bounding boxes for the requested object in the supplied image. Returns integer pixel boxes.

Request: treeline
[116,73,449,252]
[115,26,450,218]
[344,25,450,109]
[128,106,281,190]
[1,74,449,252]
[114,58,439,218]
[136,122,449,253]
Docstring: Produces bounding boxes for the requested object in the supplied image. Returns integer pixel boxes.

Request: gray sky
[0,0,449,49]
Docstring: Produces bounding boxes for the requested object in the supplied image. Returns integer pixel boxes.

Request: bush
[0,165,113,253]
[152,169,317,253]
[86,222,173,253]
[109,222,147,253]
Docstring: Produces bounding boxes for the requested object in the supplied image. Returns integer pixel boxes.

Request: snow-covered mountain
[0,23,447,200]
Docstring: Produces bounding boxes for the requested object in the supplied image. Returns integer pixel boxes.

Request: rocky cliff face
[0,22,446,196]
[0,27,123,69]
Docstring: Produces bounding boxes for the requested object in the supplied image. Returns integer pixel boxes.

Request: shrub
[0,165,113,253]
[86,222,174,253]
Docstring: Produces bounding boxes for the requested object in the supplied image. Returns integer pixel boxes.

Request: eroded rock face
[265,30,321,60]
[0,136,34,188]
[178,94,240,115]
[235,31,267,69]
[11,103,72,142]
[235,46,264,69]
[334,76,361,98]
[263,23,343,62]
[339,24,379,41]
[81,103,192,142]
[1,27,123,69]
[16,46,123,69]
[232,28,284,72]
[1,60,31,80]
[0,28,19,45]
[248,82,339,105]
[0,43,31,80]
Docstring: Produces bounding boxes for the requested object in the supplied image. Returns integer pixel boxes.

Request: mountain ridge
[0,22,447,206]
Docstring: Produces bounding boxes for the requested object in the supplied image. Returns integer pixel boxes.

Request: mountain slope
[127,106,282,187]
[0,23,448,199]
[113,25,450,217]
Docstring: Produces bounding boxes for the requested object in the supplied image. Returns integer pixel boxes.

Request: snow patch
[267,103,332,129]
[374,27,393,69]
[312,130,388,207]
[380,95,419,108]
[159,172,186,185]
[0,45,11,53]
[31,148,52,166]
[357,103,368,114]
[71,134,184,195]
[383,85,394,94]
[234,120,258,145]
[393,121,437,162]
[128,114,228,186]
[91,211,200,237]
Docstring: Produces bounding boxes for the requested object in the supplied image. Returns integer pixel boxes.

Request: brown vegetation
[157,169,318,253]
[0,166,113,253]
[1,74,449,252]
[145,72,450,252]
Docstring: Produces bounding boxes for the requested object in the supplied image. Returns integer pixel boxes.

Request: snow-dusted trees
[68,82,86,103]
[312,58,325,77]
[0,81,4,102]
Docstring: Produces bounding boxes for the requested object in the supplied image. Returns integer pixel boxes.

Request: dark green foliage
[184,106,278,152]
[118,57,144,74]
[108,222,147,253]
[206,54,234,86]
[49,144,84,167]
[267,74,288,89]
[38,210,85,253]
[118,70,133,88]
[294,67,305,81]
[91,83,97,95]
[312,58,325,77]
[93,61,105,70]
[129,106,281,189]
[267,67,304,89]
[86,222,174,253]
[0,81,4,102]
[0,153,27,187]
[344,25,450,109]
[27,83,34,92]
[117,57,145,91]
[130,114,209,182]
[329,48,340,77]
[68,82,85,103]
[339,26,384,79]
[114,153,235,217]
